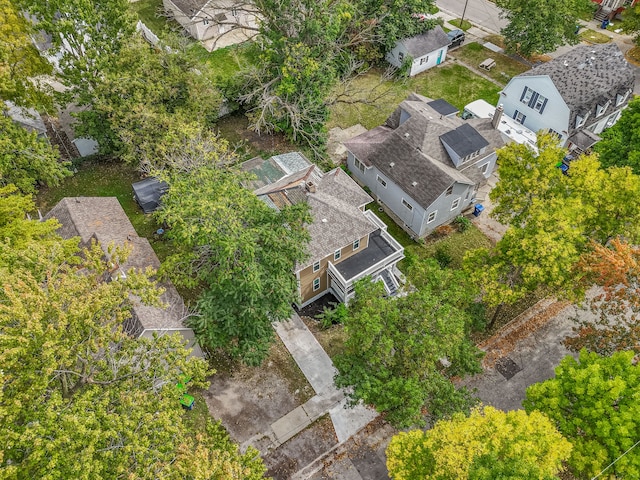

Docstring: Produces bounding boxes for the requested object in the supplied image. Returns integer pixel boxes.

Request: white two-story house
[498,43,634,153]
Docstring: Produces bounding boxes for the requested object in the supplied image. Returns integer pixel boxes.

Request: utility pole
[460,0,470,26]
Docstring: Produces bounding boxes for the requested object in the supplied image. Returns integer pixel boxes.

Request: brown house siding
[298,233,370,304]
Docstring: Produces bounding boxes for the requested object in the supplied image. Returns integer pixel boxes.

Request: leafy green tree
[565,239,640,355]
[0,190,266,478]
[334,260,483,428]
[595,96,640,174]
[621,3,640,45]
[19,0,137,106]
[155,164,311,365]
[524,350,640,479]
[0,112,71,193]
[0,0,52,109]
[496,0,593,56]
[72,38,223,169]
[386,406,571,479]
[465,134,640,327]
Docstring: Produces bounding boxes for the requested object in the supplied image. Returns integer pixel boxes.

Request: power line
[590,439,640,480]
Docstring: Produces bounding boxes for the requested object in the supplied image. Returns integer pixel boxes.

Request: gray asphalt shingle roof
[400,25,450,57]
[520,43,634,117]
[345,93,504,210]
[44,197,188,332]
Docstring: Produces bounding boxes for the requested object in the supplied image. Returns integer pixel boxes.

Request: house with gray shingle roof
[242,153,405,307]
[344,93,505,238]
[386,25,450,76]
[498,43,634,152]
[45,197,203,357]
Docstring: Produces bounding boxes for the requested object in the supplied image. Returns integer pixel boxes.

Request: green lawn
[448,42,530,85]
[449,18,472,31]
[579,28,613,44]
[328,63,501,130]
[129,0,176,36]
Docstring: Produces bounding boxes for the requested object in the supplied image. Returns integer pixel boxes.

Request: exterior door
[436,49,443,65]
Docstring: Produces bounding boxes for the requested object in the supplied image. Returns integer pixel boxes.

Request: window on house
[232,7,238,16]
[398,52,404,62]
[353,239,360,250]
[576,115,585,128]
[547,128,561,139]
[377,175,387,188]
[313,261,320,272]
[420,56,429,65]
[402,198,413,211]
[480,162,490,174]
[616,91,629,106]
[513,110,526,125]
[313,278,320,291]
[465,189,470,200]
[203,18,209,25]
[427,210,437,223]
[354,158,365,174]
[533,94,547,113]
[451,197,461,210]
[521,87,534,105]
[445,185,453,195]
[596,101,610,117]
[334,249,341,261]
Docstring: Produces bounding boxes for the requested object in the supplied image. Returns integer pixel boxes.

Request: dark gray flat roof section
[439,123,489,158]
[427,99,459,117]
[334,230,398,280]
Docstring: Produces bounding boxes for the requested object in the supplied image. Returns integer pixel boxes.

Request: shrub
[434,224,455,237]
[454,215,472,232]
[434,245,453,268]
[316,302,349,329]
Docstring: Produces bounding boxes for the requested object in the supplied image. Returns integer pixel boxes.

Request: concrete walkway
[241,313,378,453]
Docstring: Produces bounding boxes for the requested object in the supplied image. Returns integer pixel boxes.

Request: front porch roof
[334,229,399,281]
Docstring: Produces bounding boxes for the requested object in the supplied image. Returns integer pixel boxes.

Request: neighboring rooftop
[345,93,505,210]
[242,153,378,269]
[400,25,451,57]
[169,0,210,17]
[44,197,188,331]
[520,43,634,112]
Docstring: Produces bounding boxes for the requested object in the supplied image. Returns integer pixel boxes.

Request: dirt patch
[203,337,314,444]
[295,293,340,319]
[215,112,297,158]
[264,415,338,480]
[302,317,347,360]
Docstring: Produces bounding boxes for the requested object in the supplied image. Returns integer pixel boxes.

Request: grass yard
[419,224,493,269]
[186,42,258,85]
[328,63,501,130]
[579,28,612,44]
[130,0,177,36]
[448,42,530,85]
[449,18,472,31]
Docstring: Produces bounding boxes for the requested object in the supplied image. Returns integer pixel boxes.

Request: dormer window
[616,91,629,106]
[576,115,586,128]
[596,101,610,117]
[445,185,453,195]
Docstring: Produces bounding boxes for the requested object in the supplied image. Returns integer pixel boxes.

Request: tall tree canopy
[0,112,71,194]
[386,406,571,479]
[565,238,640,355]
[524,350,640,479]
[496,0,593,56]
[155,164,311,365]
[595,95,640,175]
[334,260,483,428]
[465,134,640,327]
[0,0,52,109]
[19,0,137,106]
[72,38,223,169]
[0,187,266,478]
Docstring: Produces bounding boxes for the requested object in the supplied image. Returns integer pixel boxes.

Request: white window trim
[596,101,610,117]
[451,197,461,210]
[521,87,534,105]
[514,111,526,124]
[376,175,387,188]
[313,278,320,291]
[312,261,320,273]
[427,210,437,224]
[616,91,629,106]
[533,94,547,112]
[353,239,360,250]
[334,249,341,261]
[354,158,365,174]
[402,198,413,211]
[480,162,490,174]
[445,185,453,196]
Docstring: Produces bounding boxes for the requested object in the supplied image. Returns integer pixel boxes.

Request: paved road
[437,0,506,34]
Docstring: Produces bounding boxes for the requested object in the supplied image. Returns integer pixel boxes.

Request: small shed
[386,25,451,77]
[132,177,169,213]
